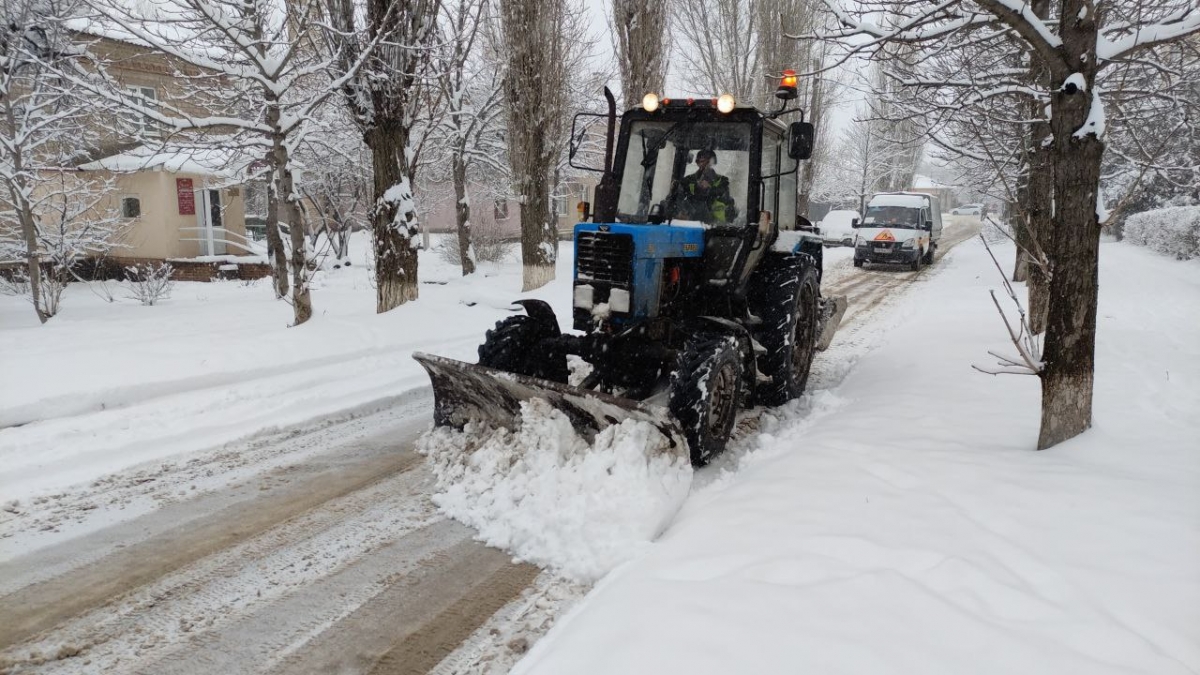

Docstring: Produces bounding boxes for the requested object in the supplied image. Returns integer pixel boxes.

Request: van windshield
[863,205,923,230]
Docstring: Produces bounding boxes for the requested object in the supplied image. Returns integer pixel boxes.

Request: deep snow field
[2,231,1197,674]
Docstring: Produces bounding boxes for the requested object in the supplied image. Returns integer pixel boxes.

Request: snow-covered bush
[1123,206,1200,261]
[125,263,175,306]
[0,269,31,297]
[437,221,513,266]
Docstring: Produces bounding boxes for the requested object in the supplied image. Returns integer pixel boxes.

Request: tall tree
[816,0,1200,449]
[85,0,364,325]
[0,0,134,322]
[612,0,668,108]
[497,0,570,290]
[323,0,443,311]
[433,0,505,276]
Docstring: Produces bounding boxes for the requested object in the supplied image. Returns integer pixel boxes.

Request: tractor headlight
[574,284,594,309]
[642,93,659,112]
[717,94,736,113]
[609,288,631,313]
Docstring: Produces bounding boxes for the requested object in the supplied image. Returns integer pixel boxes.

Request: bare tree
[432,0,506,275]
[612,0,668,108]
[672,0,759,100]
[84,0,372,326]
[496,0,572,290]
[814,0,1200,449]
[0,0,119,322]
[323,0,444,311]
[297,123,371,266]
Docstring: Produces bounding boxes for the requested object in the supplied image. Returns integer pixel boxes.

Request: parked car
[819,210,860,247]
[852,192,943,270]
[951,203,982,216]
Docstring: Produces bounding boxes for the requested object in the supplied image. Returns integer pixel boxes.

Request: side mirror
[923,220,933,231]
[788,122,815,160]
[851,218,860,228]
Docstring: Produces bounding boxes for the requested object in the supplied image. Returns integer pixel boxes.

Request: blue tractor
[415,77,847,466]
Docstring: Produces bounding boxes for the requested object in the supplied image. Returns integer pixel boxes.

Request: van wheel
[909,252,922,272]
[923,244,936,265]
[853,258,864,268]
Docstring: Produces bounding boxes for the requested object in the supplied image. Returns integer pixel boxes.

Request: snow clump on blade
[417,398,692,582]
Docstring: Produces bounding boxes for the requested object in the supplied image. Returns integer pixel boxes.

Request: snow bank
[1124,205,1200,260]
[0,235,577,502]
[417,399,692,583]
[512,239,1200,675]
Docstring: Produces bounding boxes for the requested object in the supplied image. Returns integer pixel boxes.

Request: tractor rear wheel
[669,335,745,466]
[478,315,568,383]
[751,263,821,407]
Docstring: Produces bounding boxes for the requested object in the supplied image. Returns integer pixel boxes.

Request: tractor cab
[612,102,803,233]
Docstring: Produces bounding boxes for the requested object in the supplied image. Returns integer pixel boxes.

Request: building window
[494,199,509,220]
[125,86,158,136]
[122,196,141,218]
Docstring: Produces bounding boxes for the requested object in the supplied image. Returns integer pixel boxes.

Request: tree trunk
[796,58,824,217]
[266,97,310,325]
[519,162,557,291]
[264,103,290,299]
[1026,136,1052,335]
[19,208,50,324]
[4,119,51,324]
[1037,8,1103,450]
[367,124,420,312]
[453,151,476,275]
[613,0,668,108]
[280,165,312,325]
[1014,0,1051,331]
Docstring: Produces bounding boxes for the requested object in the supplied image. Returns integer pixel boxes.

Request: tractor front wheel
[751,263,821,406]
[669,335,745,466]
[478,315,568,383]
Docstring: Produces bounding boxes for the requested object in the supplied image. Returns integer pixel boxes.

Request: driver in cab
[677,149,732,224]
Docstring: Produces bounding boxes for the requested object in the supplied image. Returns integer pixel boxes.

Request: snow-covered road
[25,219,1190,675]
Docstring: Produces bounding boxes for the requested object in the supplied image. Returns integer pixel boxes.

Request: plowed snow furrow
[0,389,434,572]
[1,446,434,668]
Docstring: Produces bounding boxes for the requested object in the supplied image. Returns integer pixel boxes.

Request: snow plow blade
[816,294,849,351]
[413,352,688,459]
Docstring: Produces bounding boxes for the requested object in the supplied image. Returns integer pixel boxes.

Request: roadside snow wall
[1123,205,1200,260]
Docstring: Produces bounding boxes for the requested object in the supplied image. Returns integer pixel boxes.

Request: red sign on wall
[176,178,195,215]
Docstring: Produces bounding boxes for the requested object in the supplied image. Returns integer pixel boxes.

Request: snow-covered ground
[505,238,1200,674]
[3,230,1197,674]
[0,237,571,513]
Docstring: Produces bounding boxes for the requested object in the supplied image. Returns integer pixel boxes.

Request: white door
[200,189,226,255]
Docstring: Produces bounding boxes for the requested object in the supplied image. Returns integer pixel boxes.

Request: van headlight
[901,239,916,249]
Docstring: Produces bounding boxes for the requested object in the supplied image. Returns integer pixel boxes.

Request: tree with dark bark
[323,0,444,311]
[434,0,505,276]
[815,0,1200,449]
[612,0,668,109]
[496,0,571,290]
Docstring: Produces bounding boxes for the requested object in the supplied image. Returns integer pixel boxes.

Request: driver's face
[696,156,711,170]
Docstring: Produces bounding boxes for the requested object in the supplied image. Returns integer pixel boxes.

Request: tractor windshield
[616,120,751,226]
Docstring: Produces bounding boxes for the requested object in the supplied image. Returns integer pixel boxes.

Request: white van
[852,193,943,270]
